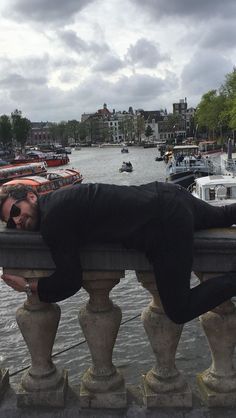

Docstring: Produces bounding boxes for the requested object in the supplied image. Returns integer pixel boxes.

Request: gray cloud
[58,29,110,56]
[200,21,236,50]
[181,51,234,96]
[0,71,177,121]
[4,0,95,24]
[126,38,169,68]
[0,73,47,89]
[92,54,125,73]
[130,0,236,20]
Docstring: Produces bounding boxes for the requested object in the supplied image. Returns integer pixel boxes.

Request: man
[1,181,236,324]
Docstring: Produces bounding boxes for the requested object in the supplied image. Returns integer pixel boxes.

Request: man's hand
[1,274,38,294]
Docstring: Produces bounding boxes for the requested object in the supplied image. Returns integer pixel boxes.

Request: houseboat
[10,151,69,167]
[1,168,83,195]
[0,162,47,185]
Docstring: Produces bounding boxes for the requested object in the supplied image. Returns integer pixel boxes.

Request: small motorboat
[119,161,133,173]
[121,146,129,153]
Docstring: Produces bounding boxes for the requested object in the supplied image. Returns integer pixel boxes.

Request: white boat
[190,174,236,206]
[166,145,215,188]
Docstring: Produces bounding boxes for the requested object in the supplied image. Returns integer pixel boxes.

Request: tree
[0,114,13,149]
[145,125,154,139]
[66,120,80,142]
[195,91,225,140]
[11,109,31,150]
[78,122,88,142]
[135,114,145,143]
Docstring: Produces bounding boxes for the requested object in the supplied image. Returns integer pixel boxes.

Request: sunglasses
[6,200,23,229]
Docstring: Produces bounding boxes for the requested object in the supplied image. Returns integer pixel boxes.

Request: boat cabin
[0,162,47,185]
[1,168,83,195]
[191,175,236,205]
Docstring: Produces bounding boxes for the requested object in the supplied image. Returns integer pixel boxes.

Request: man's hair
[0,184,38,221]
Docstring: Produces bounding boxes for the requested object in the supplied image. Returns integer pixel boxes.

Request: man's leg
[151,209,236,324]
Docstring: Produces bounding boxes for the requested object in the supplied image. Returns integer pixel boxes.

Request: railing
[1,225,236,410]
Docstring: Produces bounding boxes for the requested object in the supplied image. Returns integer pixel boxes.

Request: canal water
[0,147,214,391]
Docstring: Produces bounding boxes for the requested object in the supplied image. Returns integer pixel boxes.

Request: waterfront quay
[1,225,236,417]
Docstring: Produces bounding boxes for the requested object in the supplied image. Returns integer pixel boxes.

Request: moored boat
[166,144,215,188]
[10,151,69,167]
[189,174,236,206]
[0,162,47,185]
[1,168,83,195]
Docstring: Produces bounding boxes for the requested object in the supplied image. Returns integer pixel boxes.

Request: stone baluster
[136,272,192,408]
[0,369,9,400]
[79,271,127,409]
[3,269,68,408]
[197,272,236,407]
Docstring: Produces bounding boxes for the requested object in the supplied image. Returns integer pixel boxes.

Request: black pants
[150,183,236,324]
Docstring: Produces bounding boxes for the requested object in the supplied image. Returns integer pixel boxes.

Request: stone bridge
[0,225,236,417]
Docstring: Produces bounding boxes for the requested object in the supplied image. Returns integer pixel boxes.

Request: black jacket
[37,181,171,302]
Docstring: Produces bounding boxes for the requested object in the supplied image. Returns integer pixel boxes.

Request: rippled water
[0,147,211,389]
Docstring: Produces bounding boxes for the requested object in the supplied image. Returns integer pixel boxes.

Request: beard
[22,201,40,231]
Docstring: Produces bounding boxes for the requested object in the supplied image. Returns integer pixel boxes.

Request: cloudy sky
[0,0,235,122]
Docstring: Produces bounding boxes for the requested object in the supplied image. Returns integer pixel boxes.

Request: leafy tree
[57,121,67,146]
[66,120,80,141]
[48,122,59,142]
[135,114,145,143]
[0,114,12,148]
[11,109,31,150]
[78,122,88,142]
[195,91,226,139]
[145,125,154,139]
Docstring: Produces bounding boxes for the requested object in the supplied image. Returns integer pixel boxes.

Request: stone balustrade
[1,224,236,411]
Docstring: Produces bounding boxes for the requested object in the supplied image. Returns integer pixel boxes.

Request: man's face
[1,192,39,231]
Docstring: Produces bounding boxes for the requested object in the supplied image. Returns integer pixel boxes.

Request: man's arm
[1,245,83,303]
[1,274,38,293]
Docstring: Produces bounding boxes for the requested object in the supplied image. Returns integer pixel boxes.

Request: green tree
[195,90,225,140]
[66,119,80,141]
[78,122,88,142]
[11,109,31,150]
[145,125,154,139]
[135,115,145,143]
[0,114,13,149]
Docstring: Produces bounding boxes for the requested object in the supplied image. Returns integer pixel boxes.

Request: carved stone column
[197,272,236,407]
[79,271,127,409]
[4,269,68,408]
[137,272,192,408]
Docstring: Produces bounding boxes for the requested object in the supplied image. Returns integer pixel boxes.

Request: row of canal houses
[27,99,196,147]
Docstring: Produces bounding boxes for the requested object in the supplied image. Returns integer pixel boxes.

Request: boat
[166,144,215,189]
[155,155,164,161]
[198,140,222,156]
[1,168,83,195]
[189,174,236,206]
[121,146,129,153]
[0,162,47,185]
[10,151,69,167]
[143,142,156,148]
[119,161,133,173]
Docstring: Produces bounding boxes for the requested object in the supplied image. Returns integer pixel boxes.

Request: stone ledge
[1,225,236,273]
